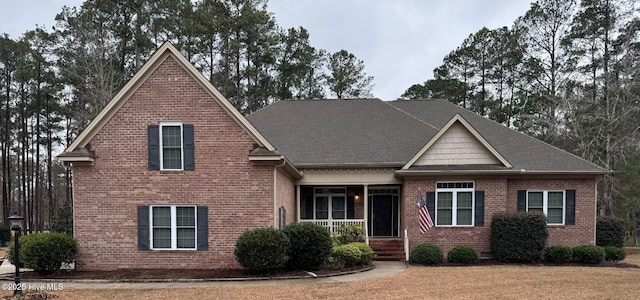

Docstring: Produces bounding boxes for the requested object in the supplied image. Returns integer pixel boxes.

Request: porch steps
[369,239,405,261]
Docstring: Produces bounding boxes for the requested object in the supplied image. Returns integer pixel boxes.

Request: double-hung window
[436,182,474,226]
[160,123,183,170]
[151,205,196,250]
[314,188,346,220]
[527,191,565,225]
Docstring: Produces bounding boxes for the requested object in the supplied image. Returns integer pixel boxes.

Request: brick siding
[403,177,597,259]
[72,56,275,270]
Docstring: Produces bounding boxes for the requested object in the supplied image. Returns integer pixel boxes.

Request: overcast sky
[0,0,533,100]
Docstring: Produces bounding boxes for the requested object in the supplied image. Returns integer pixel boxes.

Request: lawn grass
[2,252,639,300]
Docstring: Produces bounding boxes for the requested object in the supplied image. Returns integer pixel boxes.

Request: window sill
[149,248,198,251]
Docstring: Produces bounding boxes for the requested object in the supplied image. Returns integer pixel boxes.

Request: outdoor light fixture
[8,212,23,297]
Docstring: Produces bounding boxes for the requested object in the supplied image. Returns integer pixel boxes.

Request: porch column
[363,184,369,245]
[296,185,301,222]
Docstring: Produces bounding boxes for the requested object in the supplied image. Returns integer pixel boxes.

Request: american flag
[418,191,434,234]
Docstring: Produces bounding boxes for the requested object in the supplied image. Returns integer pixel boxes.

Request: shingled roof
[247,99,609,174]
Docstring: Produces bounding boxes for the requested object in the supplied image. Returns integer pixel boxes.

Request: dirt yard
[2,251,639,300]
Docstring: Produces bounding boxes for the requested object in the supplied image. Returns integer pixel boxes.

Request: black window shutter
[197,206,208,250]
[183,124,195,171]
[565,190,576,225]
[304,196,314,219]
[347,196,355,219]
[426,192,436,222]
[517,190,526,212]
[147,125,160,170]
[138,206,150,250]
[475,191,485,226]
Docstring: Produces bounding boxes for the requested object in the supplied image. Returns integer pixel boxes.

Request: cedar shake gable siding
[72,55,276,270]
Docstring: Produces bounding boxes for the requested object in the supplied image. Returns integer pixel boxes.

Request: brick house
[58,43,608,270]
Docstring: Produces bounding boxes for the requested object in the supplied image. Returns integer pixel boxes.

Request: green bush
[234,228,290,274]
[335,224,365,245]
[282,222,332,270]
[544,246,574,263]
[409,243,443,265]
[596,217,625,248]
[332,243,362,267]
[351,242,375,265]
[573,245,605,264]
[491,212,548,263]
[8,232,77,275]
[447,246,478,264]
[0,227,11,245]
[602,246,626,262]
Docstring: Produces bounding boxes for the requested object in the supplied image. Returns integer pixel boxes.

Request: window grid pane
[437,209,452,225]
[548,192,564,207]
[153,228,171,248]
[176,207,195,227]
[437,192,453,208]
[457,209,473,225]
[332,197,346,220]
[528,192,543,209]
[457,192,473,208]
[162,125,182,169]
[316,196,329,219]
[177,228,196,248]
[548,208,563,224]
[152,207,171,226]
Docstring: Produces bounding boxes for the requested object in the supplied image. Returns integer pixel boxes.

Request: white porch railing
[300,219,366,235]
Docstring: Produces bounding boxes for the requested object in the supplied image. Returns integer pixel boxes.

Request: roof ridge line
[382,100,439,131]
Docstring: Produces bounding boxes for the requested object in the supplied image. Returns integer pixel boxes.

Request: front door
[371,195,393,236]
[368,188,400,237]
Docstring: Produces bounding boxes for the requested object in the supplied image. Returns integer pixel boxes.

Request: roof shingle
[247,99,608,173]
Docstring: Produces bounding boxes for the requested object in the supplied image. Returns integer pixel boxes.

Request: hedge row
[235,223,372,274]
[544,245,625,264]
[410,244,479,265]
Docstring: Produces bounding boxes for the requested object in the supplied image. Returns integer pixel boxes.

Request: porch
[296,185,401,239]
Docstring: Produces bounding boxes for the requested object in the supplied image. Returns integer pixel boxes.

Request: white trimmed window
[314,188,346,220]
[527,191,565,225]
[160,123,183,170]
[436,182,474,226]
[151,205,196,250]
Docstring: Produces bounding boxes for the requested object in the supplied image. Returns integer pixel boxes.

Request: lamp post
[8,212,23,297]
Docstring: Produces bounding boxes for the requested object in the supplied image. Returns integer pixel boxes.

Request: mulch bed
[8,259,637,282]
[13,265,371,281]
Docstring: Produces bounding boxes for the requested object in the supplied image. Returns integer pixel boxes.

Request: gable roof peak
[402,113,512,169]
[58,42,277,161]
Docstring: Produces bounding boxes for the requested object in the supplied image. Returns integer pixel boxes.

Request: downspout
[594,179,598,245]
[274,159,286,228]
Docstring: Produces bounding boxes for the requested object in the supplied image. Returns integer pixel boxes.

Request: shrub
[544,246,574,263]
[0,227,10,245]
[335,224,365,245]
[8,232,77,275]
[573,245,605,264]
[234,228,289,274]
[596,217,625,247]
[332,243,362,267]
[282,222,332,270]
[351,242,375,265]
[602,246,626,262]
[491,212,548,263]
[409,243,443,265]
[447,246,478,264]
